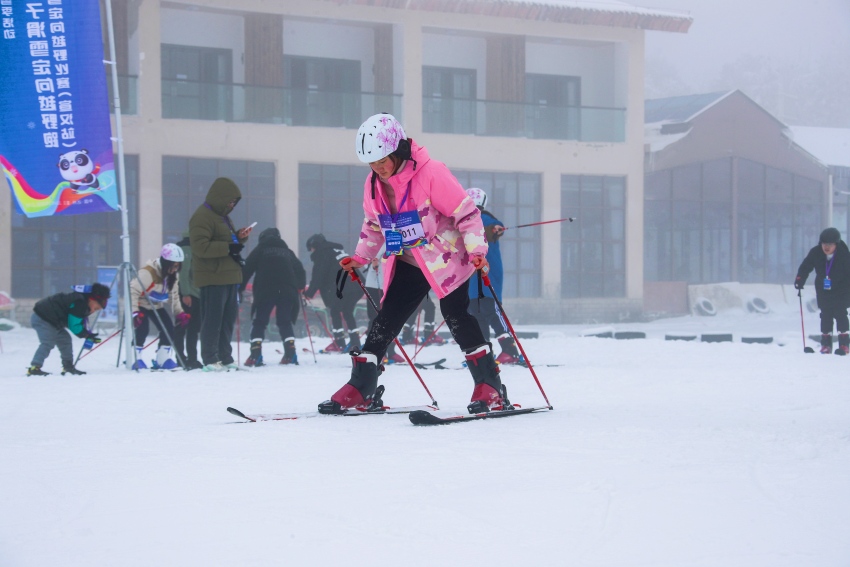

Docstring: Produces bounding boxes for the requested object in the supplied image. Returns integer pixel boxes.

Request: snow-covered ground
[1,302,849,566]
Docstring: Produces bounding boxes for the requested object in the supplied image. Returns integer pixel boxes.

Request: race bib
[378,210,427,255]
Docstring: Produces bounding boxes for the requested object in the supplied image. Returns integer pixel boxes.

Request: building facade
[0,0,691,323]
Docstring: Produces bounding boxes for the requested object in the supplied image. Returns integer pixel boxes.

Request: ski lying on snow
[227,404,438,422]
[408,405,552,425]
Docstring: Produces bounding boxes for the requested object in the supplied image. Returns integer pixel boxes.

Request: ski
[409,405,552,426]
[227,404,438,422]
[413,358,448,370]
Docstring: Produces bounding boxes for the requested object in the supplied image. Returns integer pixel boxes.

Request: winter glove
[175,312,191,328]
[83,332,101,350]
[794,276,805,290]
[228,243,244,255]
[132,311,144,328]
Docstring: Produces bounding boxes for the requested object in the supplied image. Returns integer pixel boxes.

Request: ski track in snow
[1,307,850,566]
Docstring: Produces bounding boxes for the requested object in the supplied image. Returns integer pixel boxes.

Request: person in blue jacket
[465,188,522,364]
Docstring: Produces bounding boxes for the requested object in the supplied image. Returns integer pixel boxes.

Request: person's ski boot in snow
[343,330,362,353]
[280,338,298,365]
[323,330,347,353]
[821,333,833,354]
[495,334,524,365]
[838,333,850,355]
[422,322,445,346]
[27,365,50,376]
[61,364,86,376]
[465,344,512,413]
[318,351,383,414]
[245,340,264,367]
[153,345,180,370]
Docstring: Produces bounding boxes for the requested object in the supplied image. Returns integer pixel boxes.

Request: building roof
[325,0,693,32]
[788,126,850,169]
[644,91,731,124]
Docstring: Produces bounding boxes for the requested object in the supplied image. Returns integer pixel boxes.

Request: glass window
[672,164,701,201]
[702,159,732,202]
[561,175,626,298]
[738,158,765,203]
[11,156,140,298]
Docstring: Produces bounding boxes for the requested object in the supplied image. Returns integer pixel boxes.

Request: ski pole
[798,289,815,353]
[76,328,122,362]
[482,270,553,409]
[503,217,575,231]
[235,294,242,367]
[341,259,438,408]
[413,319,446,359]
[303,296,334,339]
[300,294,318,363]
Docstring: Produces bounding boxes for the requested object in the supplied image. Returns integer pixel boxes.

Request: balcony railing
[161,79,402,127]
[423,97,626,143]
[107,74,138,115]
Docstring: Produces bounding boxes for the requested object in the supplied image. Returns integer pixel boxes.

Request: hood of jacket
[204,177,242,216]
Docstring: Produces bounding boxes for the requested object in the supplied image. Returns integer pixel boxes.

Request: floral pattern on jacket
[352,140,487,299]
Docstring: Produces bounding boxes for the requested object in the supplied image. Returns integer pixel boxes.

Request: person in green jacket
[189,177,253,372]
[174,230,203,369]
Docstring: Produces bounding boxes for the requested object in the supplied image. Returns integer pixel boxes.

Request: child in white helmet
[129,243,189,370]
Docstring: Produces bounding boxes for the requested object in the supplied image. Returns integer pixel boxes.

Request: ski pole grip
[341,257,360,281]
[482,274,491,287]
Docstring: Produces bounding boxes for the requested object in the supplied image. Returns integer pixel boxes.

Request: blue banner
[0,0,118,217]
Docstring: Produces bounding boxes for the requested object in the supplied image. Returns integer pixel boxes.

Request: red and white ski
[227,404,438,422]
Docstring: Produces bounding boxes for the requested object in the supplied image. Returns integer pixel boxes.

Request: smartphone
[248,221,258,229]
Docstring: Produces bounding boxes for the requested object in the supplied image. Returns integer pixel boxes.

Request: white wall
[422,33,487,97]
[526,41,618,108]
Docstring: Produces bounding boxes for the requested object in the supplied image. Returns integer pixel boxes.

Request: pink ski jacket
[352,140,488,299]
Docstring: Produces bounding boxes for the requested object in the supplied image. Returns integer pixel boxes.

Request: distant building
[788,126,850,239]
[0,0,692,323]
[643,90,829,313]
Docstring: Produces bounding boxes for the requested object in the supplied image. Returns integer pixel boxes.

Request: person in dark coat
[189,177,253,372]
[173,230,203,369]
[241,227,307,366]
[303,233,364,352]
[28,283,110,376]
[795,227,850,354]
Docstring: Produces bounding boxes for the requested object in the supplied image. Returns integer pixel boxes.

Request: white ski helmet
[466,187,488,209]
[355,113,406,164]
[160,243,184,262]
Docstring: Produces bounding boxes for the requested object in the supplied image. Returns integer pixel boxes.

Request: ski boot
[322,330,347,353]
[383,342,405,364]
[820,334,833,354]
[131,346,147,370]
[27,364,50,376]
[422,322,446,346]
[280,338,299,365]
[344,331,362,353]
[202,361,225,372]
[837,333,849,356]
[464,344,511,414]
[401,324,416,345]
[155,346,180,370]
[318,351,383,414]
[184,359,204,370]
[61,363,86,376]
[495,334,524,365]
[245,340,265,367]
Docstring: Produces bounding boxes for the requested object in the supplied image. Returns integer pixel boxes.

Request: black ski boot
[837,333,849,356]
[820,334,833,354]
[61,364,86,376]
[27,364,50,376]
[280,339,299,365]
[318,351,383,414]
[245,340,264,367]
[345,331,362,353]
[464,344,508,414]
[401,324,415,345]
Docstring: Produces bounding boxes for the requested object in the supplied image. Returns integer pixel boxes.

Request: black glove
[794,276,805,290]
[87,332,102,344]
[229,243,244,255]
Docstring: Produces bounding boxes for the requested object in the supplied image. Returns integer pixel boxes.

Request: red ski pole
[77,328,122,362]
[413,319,446,359]
[341,259,438,408]
[300,294,318,363]
[503,217,575,231]
[482,271,553,409]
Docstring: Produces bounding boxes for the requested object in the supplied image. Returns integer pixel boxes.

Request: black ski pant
[363,261,485,359]
[820,304,849,334]
[134,306,175,349]
[468,296,508,341]
[200,284,239,365]
[173,294,201,363]
[250,295,297,342]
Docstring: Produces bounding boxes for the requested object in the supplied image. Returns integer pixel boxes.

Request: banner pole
[103,0,134,369]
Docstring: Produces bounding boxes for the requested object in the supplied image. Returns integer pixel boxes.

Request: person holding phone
[189,177,254,372]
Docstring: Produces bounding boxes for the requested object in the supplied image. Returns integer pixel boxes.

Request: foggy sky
[643,0,850,125]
